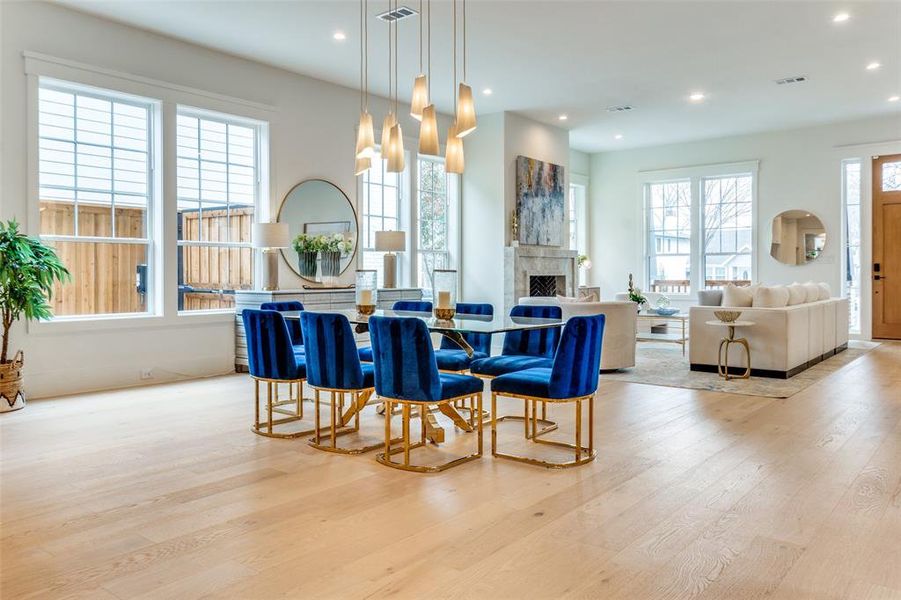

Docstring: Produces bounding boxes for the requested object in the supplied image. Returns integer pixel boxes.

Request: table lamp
[374,230,405,289]
[252,222,290,291]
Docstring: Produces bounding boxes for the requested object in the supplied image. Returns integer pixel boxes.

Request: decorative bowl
[654,307,679,316]
[714,310,742,323]
[434,308,456,321]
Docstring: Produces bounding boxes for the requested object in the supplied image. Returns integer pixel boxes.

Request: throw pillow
[787,283,807,305]
[721,283,753,307]
[753,285,790,308]
[697,289,723,306]
[803,282,820,303]
[817,282,831,301]
[555,294,597,303]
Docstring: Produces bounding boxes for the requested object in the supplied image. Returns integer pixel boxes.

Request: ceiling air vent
[775,76,807,85]
[377,6,418,22]
[606,105,634,112]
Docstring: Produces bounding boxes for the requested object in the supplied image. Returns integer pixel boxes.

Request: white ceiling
[55,0,901,152]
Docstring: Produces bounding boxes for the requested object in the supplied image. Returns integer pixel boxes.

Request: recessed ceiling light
[832,12,850,23]
[689,92,705,102]
[558,114,568,121]
[614,134,623,140]
[866,62,881,71]
[482,88,493,96]
[889,95,900,102]
[333,31,346,41]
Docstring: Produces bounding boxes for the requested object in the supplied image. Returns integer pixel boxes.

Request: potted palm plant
[0,220,70,412]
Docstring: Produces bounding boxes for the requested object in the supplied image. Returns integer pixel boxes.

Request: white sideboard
[234,287,423,370]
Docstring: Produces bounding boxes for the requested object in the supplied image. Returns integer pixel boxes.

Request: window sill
[28,309,235,335]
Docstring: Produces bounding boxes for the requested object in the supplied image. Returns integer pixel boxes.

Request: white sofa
[518,297,637,370]
[689,298,849,378]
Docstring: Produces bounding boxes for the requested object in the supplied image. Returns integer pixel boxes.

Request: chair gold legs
[308,388,395,454]
[491,392,596,469]
[252,378,314,439]
[376,394,484,473]
[477,375,557,438]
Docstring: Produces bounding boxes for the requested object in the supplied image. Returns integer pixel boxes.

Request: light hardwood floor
[1,343,900,600]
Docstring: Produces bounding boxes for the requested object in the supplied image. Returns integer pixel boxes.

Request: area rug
[601,340,878,398]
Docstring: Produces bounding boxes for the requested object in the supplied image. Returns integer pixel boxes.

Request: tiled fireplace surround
[503,245,579,314]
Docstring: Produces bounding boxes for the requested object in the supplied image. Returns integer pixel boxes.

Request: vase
[297,251,317,279]
[320,251,341,284]
[0,351,25,413]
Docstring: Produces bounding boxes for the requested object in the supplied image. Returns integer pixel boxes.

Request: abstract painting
[515,155,565,246]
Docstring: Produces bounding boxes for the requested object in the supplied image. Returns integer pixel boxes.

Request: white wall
[589,115,901,324]
[0,1,448,397]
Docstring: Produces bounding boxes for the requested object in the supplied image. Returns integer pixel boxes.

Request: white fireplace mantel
[503,245,578,314]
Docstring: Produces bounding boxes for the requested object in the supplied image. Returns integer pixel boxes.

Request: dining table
[279,307,564,445]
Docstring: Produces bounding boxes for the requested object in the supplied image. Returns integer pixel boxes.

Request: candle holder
[432,269,457,320]
[355,270,377,316]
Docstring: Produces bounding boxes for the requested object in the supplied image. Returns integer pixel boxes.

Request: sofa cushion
[802,282,820,303]
[556,293,597,303]
[787,283,807,305]
[722,284,753,307]
[753,285,790,308]
[697,290,723,306]
[817,282,831,301]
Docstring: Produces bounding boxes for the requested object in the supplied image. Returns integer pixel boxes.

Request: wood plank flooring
[1,342,899,599]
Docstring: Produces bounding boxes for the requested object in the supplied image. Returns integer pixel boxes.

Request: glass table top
[279,308,563,334]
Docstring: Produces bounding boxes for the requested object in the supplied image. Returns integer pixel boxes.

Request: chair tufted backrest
[242,309,299,380]
[368,316,442,402]
[299,312,365,390]
[549,314,606,398]
[260,301,304,345]
[502,304,563,358]
[392,300,433,313]
[439,302,494,355]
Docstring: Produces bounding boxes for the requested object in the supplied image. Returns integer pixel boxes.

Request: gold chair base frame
[376,394,483,473]
[308,387,401,454]
[253,378,354,440]
[491,392,596,469]
[474,374,558,439]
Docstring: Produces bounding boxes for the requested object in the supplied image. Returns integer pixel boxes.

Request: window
[360,151,402,287]
[843,159,862,334]
[702,174,753,289]
[646,180,692,295]
[569,182,588,285]
[38,81,155,317]
[417,157,449,294]
[176,109,260,311]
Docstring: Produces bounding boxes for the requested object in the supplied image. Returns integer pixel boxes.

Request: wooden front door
[872,154,901,339]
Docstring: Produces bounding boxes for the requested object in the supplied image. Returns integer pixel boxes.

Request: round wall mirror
[769,210,826,265]
[277,179,358,281]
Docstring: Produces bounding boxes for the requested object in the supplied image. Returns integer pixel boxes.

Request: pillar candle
[360,289,373,305]
[437,291,451,309]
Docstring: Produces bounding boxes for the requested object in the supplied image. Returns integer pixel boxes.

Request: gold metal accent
[356,304,376,316]
[308,387,400,454]
[474,373,557,438]
[491,391,597,469]
[717,325,751,380]
[251,377,314,439]
[434,307,456,320]
[376,393,483,472]
[439,330,472,357]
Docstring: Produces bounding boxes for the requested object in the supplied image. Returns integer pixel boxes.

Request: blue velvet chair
[358,300,433,363]
[242,309,310,439]
[260,301,304,355]
[491,314,606,468]
[433,302,494,372]
[470,304,563,436]
[369,315,484,472]
[300,312,392,454]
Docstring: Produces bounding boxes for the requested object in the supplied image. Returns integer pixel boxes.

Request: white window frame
[413,154,460,296]
[639,160,758,299]
[175,105,264,314]
[841,158,863,335]
[569,176,589,286]
[700,173,755,289]
[35,77,161,320]
[358,148,411,288]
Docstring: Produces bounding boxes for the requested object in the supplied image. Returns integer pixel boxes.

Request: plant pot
[297,251,318,279]
[0,351,25,413]
[320,251,341,278]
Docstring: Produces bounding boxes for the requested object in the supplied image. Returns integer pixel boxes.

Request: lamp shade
[410,74,429,121]
[446,122,464,174]
[386,123,405,173]
[418,104,439,156]
[354,155,371,176]
[380,112,396,153]
[354,111,376,159]
[252,222,290,249]
[374,230,406,252]
[455,83,477,137]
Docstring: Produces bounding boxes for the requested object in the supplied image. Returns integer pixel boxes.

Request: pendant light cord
[364,0,369,110]
[418,0,423,74]
[463,0,467,82]
[387,0,392,115]
[427,0,431,97]
[452,0,457,118]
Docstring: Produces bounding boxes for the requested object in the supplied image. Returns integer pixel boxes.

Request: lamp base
[382,253,397,289]
[261,250,279,291]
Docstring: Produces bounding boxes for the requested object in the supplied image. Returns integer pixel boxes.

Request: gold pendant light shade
[445,122,464,174]
[410,74,429,121]
[386,123,405,173]
[455,83,477,137]
[381,112,396,153]
[418,104,440,156]
[354,155,372,176]
[355,111,376,159]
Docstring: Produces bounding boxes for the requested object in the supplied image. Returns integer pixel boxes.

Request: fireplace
[529,275,564,297]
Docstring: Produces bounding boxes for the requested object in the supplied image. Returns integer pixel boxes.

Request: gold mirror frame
[277,178,359,282]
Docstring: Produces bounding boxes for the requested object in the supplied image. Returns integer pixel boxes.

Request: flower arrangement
[627,273,647,307]
[577,254,592,270]
[292,233,354,255]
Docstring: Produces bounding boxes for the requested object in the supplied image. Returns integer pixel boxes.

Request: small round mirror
[277,179,358,281]
[769,210,826,265]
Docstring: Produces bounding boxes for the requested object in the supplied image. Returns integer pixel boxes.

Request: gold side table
[705,320,755,380]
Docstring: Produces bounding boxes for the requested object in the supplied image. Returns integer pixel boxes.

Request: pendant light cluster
[354,0,476,175]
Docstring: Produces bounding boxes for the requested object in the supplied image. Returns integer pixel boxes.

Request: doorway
[872,154,901,339]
